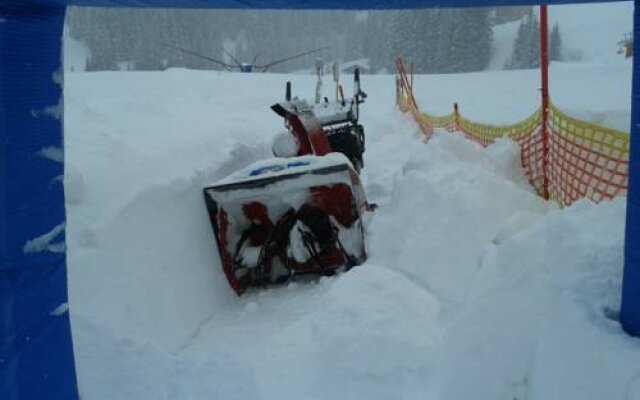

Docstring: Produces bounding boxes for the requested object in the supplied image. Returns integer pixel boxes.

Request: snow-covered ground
[64,3,637,399]
[413,62,631,131]
[65,62,638,399]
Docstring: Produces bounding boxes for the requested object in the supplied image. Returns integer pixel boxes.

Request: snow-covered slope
[488,2,632,70]
[65,59,636,398]
[549,1,633,65]
[488,19,521,70]
[413,63,631,131]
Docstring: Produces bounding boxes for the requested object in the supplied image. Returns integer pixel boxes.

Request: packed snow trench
[65,61,640,399]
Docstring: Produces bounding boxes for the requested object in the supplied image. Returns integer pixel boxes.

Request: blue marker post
[621,0,640,337]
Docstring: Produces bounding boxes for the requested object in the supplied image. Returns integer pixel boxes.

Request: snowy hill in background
[488,19,522,70]
[413,63,631,131]
[488,1,632,70]
[549,1,633,65]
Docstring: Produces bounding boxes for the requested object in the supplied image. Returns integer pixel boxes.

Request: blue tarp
[0,5,77,400]
[11,0,630,9]
[0,1,637,399]
[621,3,640,337]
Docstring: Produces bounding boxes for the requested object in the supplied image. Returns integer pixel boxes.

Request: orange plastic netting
[395,59,629,207]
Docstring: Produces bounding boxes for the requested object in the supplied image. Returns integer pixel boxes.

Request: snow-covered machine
[204,68,371,295]
[272,66,367,172]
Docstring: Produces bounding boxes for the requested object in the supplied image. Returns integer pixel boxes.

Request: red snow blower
[203,68,371,295]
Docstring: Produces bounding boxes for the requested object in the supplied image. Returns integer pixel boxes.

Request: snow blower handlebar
[354,68,367,105]
[273,69,367,172]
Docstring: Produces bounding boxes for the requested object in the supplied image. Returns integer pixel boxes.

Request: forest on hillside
[67,6,557,73]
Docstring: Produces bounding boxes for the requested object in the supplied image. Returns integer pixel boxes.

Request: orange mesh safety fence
[395,58,630,206]
[548,102,630,206]
[396,60,435,140]
[457,109,546,196]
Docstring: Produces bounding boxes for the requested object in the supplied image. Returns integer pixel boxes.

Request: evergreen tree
[387,10,414,71]
[66,7,495,74]
[362,11,394,73]
[549,23,562,62]
[505,13,540,70]
[451,8,493,73]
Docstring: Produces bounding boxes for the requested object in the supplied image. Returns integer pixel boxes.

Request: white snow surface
[547,2,633,66]
[23,222,66,254]
[66,32,636,400]
[413,63,631,131]
[213,153,352,185]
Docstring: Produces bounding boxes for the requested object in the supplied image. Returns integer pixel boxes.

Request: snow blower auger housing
[204,155,370,295]
[204,68,370,295]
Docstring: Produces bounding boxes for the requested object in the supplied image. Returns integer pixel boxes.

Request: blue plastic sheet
[621,2,640,337]
[0,4,78,400]
[28,0,630,9]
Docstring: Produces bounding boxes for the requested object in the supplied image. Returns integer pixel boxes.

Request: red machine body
[204,154,369,295]
[204,72,370,295]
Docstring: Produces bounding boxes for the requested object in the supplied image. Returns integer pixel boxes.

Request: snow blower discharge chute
[204,68,372,295]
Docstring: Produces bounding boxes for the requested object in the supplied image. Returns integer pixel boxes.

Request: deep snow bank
[431,197,633,400]
[367,131,546,305]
